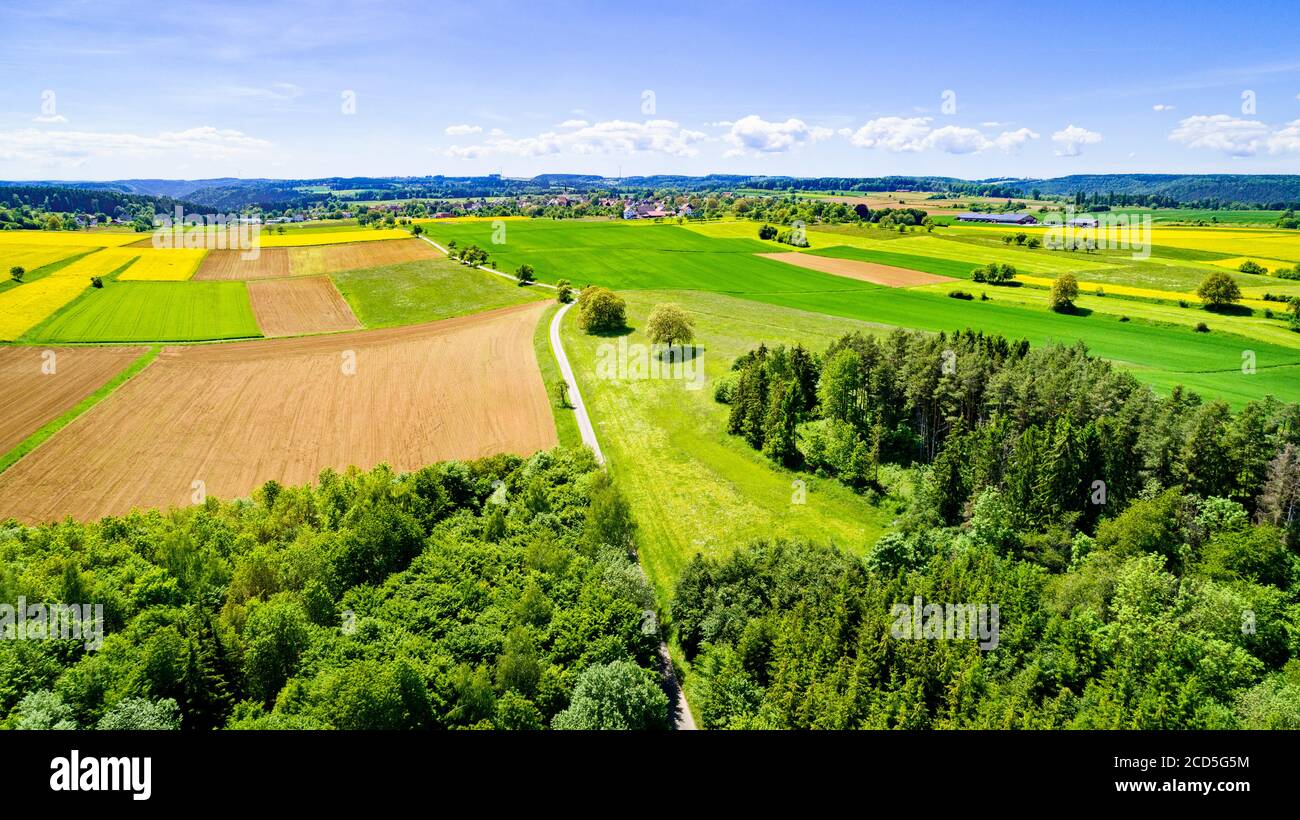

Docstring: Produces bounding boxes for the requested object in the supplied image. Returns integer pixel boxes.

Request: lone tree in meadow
[1237,259,1267,275]
[515,264,535,286]
[555,279,573,304]
[411,223,424,237]
[645,303,695,347]
[9,266,24,283]
[577,286,626,333]
[1049,273,1080,313]
[757,224,778,241]
[1197,271,1242,309]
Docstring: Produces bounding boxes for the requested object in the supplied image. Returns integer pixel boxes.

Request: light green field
[559,289,899,606]
[330,255,548,328]
[23,281,261,343]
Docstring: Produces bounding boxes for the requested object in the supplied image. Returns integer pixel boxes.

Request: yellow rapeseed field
[1207,256,1297,273]
[0,243,97,274]
[255,229,411,247]
[116,248,208,281]
[0,276,92,340]
[55,248,144,279]
[1017,273,1275,311]
[0,230,144,248]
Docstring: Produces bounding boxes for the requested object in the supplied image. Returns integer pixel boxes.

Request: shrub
[947,290,974,300]
[90,276,104,288]
[1195,321,1210,333]
[1237,260,1268,275]
[555,278,573,303]
[9,265,24,283]
[757,223,777,241]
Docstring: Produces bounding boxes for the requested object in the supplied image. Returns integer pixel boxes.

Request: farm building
[956,212,1039,225]
[1067,217,1100,228]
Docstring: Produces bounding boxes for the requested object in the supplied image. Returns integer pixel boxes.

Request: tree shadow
[1204,303,1253,317]
[586,324,636,339]
[655,344,705,363]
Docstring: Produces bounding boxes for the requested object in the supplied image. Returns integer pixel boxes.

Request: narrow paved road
[549,301,604,463]
[421,230,695,729]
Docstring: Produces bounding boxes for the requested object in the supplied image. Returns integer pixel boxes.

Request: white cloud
[849,117,1038,155]
[557,119,589,129]
[446,119,707,159]
[990,127,1040,154]
[1153,104,1175,112]
[1267,119,1300,154]
[33,114,69,124]
[722,115,835,157]
[1168,114,1269,156]
[444,124,482,136]
[1052,124,1103,156]
[922,125,990,154]
[0,126,272,167]
[850,116,933,152]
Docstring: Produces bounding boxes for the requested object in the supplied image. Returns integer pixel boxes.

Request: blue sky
[2,0,1300,181]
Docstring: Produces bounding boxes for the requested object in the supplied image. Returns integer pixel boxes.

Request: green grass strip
[0,345,161,475]
[532,301,583,449]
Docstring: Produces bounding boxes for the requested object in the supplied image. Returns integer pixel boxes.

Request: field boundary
[0,345,160,476]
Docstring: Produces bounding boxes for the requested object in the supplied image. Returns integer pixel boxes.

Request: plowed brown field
[0,346,146,456]
[757,251,957,287]
[288,238,438,276]
[193,248,292,280]
[0,302,555,523]
[248,276,361,337]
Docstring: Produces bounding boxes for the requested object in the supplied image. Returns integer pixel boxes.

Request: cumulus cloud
[1167,114,1270,156]
[850,116,933,152]
[722,115,834,157]
[1051,124,1103,156]
[444,124,482,136]
[0,126,272,167]
[1266,119,1300,154]
[33,114,69,124]
[849,117,1038,155]
[557,119,589,128]
[1153,104,1175,112]
[445,119,707,159]
[990,127,1040,154]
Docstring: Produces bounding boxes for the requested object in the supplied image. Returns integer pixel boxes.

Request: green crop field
[24,281,261,343]
[331,255,548,328]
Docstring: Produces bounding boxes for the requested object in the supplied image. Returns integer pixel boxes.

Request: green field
[331,255,548,328]
[23,281,261,343]
[559,289,900,607]
[420,219,878,293]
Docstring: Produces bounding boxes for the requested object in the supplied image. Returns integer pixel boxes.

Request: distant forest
[5,173,1300,212]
